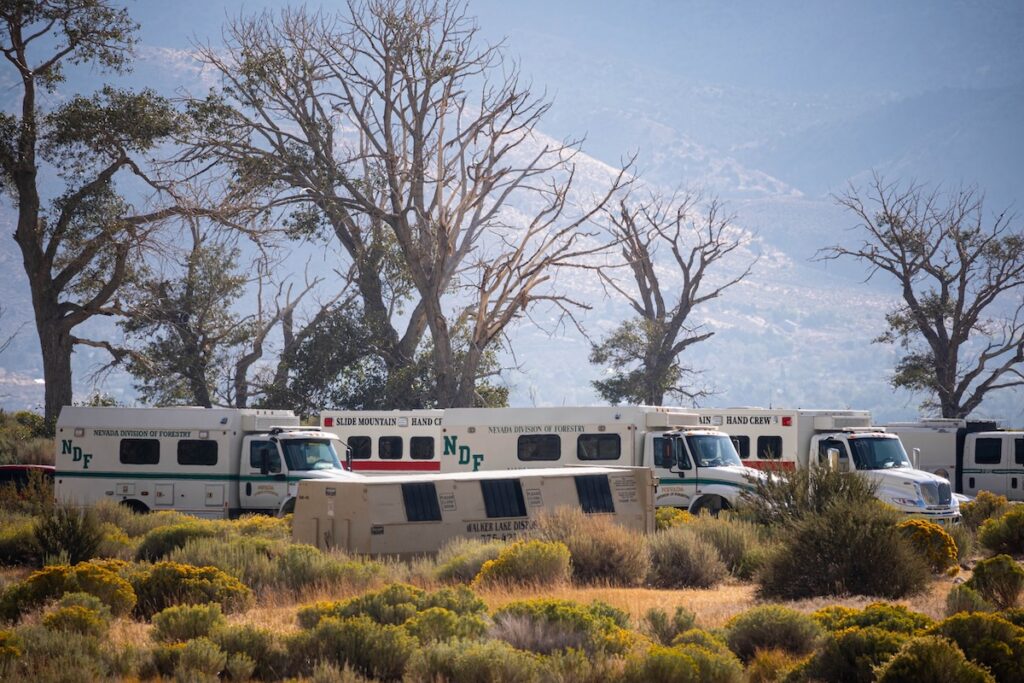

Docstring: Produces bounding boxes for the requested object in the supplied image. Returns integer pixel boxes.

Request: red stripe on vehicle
[350,460,442,472]
[743,460,797,471]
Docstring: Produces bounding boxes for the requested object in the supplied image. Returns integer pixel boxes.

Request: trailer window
[1016,439,1024,465]
[578,434,621,461]
[119,439,159,465]
[575,474,615,513]
[731,435,750,459]
[757,436,783,460]
[249,441,281,473]
[402,482,442,522]
[177,440,218,466]
[410,437,435,460]
[347,436,371,459]
[480,479,527,518]
[975,438,1002,465]
[517,434,560,461]
[378,436,402,460]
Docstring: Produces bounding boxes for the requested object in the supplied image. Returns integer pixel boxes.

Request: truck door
[647,433,695,508]
[963,435,1005,497]
[241,436,288,513]
[1012,437,1024,499]
[812,436,850,471]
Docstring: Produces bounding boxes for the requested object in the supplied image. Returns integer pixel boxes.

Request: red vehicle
[0,463,55,491]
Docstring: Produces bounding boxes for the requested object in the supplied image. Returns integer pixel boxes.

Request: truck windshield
[686,435,743,468]
[849,437,912,470]
[281,439,343,471]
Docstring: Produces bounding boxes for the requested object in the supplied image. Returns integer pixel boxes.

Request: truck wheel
[279,498,296,516]
[691,495,729,517]
[120,499,149,514]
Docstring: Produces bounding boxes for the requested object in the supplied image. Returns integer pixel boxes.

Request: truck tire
[279,498,296,516]
[690,495,729,517]
[120,499,150,514]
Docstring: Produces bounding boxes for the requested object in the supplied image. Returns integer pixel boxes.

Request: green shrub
[898,518,958,573]
[299,615,416,681]
[533,507,650,586]
[656,507,693,530]
[738,465,878,527]
[40,592,112,637]
[622,645,699,683]
[745,648,803,683]
[491,598,634,655]
[0,561,136,621]
[2,624,113,682]
[230,514,291,540]
[174,636,227,682]
[674,642,744,683]
[642,605,697,645]
[402,606,487,643]
[647,526,727,589]
[405,638,544,683]
[34,503,103,565]
[946,584,995,616]
[685,513,765,579]
[135,522,218,562]
[131,561,253,619]
[420,585,488,616]
[961,491,1011,531]
[928,611,1024,681]
[434,537,506,583]
[965,553,1024,609]
[671,627,728,652]
[978,505,1024,556]
[472,540,571,588]
[999,607,1024,628]
[275,544,383,594]
[543,648,626,683]
[947,523,977,565]
[225,652,256,681]
[809,602,933,634]
[152,603,227,643]
[91,500,189,538]
[796,626,907,683]
[0,467,53,515]
[0,628,20,665]
[724,605,821,662]
[875,635,994,682]
[0,516,38,566]
[298,583,426,628]
[166,536,277,591]
[757,499,929,600]
[210,624,290,681]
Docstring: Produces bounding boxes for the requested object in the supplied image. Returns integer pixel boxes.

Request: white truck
[55,406,357,518]
[692,408,961,523]
[886,419,1024,500]
[320,406,763,513]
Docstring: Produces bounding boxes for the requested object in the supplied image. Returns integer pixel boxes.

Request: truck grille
[920,482,952,506]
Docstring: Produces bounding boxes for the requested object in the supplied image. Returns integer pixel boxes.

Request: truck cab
[646,427,762,513]
[240,428,353,515]
[811,430,958,522]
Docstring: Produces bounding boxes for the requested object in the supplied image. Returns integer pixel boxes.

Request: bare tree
[591,190,755,406]
[0,1,197,425]
[822,175,1024,417]
[185,0,629,407]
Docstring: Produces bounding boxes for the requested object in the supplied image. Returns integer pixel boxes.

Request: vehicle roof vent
[814,415,871,430]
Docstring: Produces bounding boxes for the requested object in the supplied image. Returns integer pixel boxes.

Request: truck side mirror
[827,448,841,471]
[912,447,920,469]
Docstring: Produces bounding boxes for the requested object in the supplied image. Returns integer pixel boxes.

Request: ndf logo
[61,440,93,469]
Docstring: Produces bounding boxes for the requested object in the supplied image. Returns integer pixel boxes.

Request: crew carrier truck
[693,408,961,523]
[55,407,356,518]
[887,419,1023,500]
[320,406,763,513]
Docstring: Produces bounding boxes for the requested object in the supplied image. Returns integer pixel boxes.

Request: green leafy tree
[120,226,249,407]
[591,191,754,405]
[0,1,187,426]
[823,175,1024,417]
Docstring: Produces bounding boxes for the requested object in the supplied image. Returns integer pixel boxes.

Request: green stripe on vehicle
[56,470,311,483]
[659,477,757,492]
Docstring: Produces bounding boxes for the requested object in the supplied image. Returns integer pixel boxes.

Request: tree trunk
[37,314,74,429]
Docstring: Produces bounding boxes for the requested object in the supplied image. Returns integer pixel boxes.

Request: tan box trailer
[292,465,655,556]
